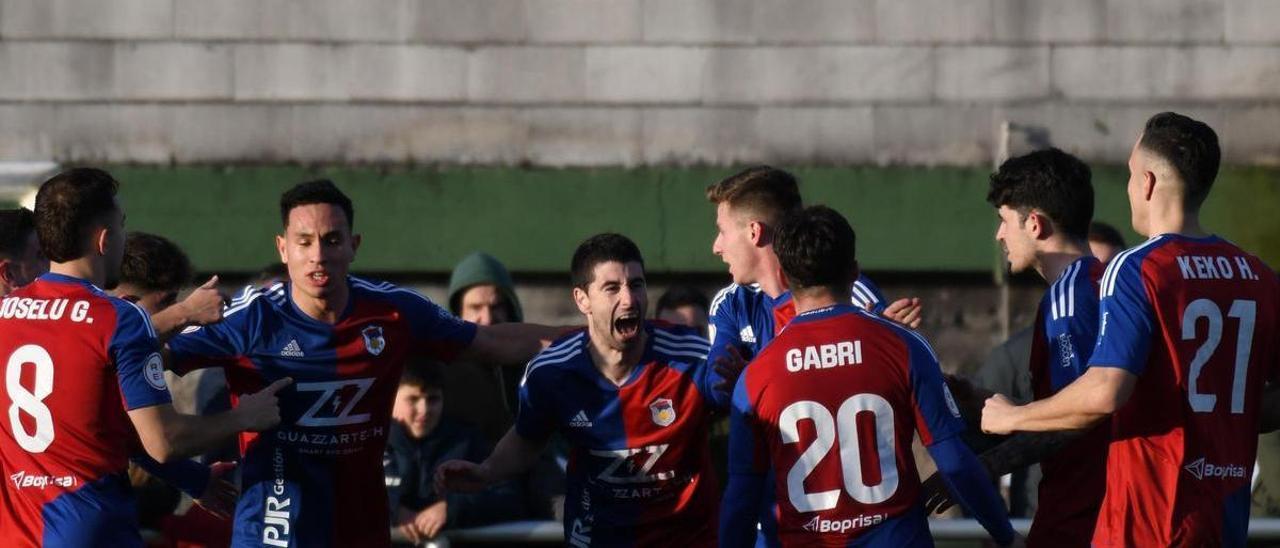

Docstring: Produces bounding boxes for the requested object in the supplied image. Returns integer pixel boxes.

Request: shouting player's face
[713,203,762,285]
[277,203,361,304]
[575,260,647,351]
[994,205,1037,273]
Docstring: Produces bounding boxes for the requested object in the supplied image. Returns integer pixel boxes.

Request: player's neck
[586,330,647,386]
[1145,207,1208,239]
[49,259,104,288]
[755,252,788,298]
[792,288,846,315]
[1035,238,1091,282]
[290,284,349,324]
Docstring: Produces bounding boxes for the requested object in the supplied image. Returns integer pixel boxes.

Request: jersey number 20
[779,394,898,512]
[5,345,55,453]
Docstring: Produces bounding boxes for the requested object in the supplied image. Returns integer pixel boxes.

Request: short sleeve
[514,369,556,442]
[1088,257,1155,375]
[396,289,478,362]
[707,285,747,368]
[904,330,965,446]
[109,300,171,410]
[166,299,257,375]
[852,274,888,315]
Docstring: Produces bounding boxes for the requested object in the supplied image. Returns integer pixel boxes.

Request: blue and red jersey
[516,322,719,547]
[707,275,887,372]
[0,273,172,547]
[1088,235,1280,547]
[167,276,477,548]
[723,304,1012,547]
[1025,256,1108,547]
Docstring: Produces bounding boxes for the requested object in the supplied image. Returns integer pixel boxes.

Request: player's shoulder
[350,275,452,314]
[1100,235,1170,297]
[709,282,761,318]
[648,320,709,363]
[225,282,288,318]
[522,329,589,385]
[1046,256,1102,321]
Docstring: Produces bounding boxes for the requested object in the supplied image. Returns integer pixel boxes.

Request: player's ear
[275,233,287,264]
[0,259,13,286]
[748,220,766,247]
[1028,211,1051,241]
[350,233,361,254]
[572,286,591,315]
[93,226,109,257]
[1142,170,1157,201]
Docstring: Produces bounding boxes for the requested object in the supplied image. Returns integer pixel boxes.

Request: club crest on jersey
[362,325,385,356]
[650,398,676,427]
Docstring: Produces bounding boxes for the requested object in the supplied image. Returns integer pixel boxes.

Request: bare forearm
[466,323,564,366]
[130,406,248,463]
[1001,367,1132,433]
[148,306,189,342]
[478,430,545,485]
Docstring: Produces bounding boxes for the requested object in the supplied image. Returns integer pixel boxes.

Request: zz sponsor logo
[295,378,375,427]
[1184,457,1246,480]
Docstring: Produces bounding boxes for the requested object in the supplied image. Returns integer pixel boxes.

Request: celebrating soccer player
[165,179,561,547]
[721,205,1017,547]
[436,233,722,547]
[982,112,1280,546]
[924,148,1108,545]
[0,168,285,546]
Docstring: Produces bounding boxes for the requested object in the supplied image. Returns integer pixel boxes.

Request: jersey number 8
[779,394,898,512]
[5,344,55,453]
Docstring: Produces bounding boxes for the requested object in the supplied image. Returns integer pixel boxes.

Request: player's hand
[413,500,448,539]
[434,460,490,494]
[880,297,922,329]
[195,461,239,519]
[712,345,748,396]
[235,378,292,432]
[918,470,957,515]
[177,275,229,326]
[981,393,1019,435]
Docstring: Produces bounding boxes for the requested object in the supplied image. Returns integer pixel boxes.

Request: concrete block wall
[0,0,1277,166]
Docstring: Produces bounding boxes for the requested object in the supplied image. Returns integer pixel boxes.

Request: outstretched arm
[982,366,1135,434]
[435,428,547,493]
[458,323,563,365]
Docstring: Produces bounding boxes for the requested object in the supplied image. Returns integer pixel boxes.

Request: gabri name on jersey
[785,340,863,372]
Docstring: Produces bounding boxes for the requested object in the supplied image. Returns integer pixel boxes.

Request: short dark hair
[1088,221,1126,249]
[120,232,194,293]
[986,148,1094,240]
[774,205,858,293]
[705,166,802,226]
[279,179,354,230]
[34,168,120,262]
[655,285,709,317]
[400,361,444,392]
[570,233,645,289]
[1138,112,1221,208]
[0,208,36,260]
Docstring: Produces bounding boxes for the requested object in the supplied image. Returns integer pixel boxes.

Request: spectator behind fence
[655,285,710,337]
[385,361,526,544]
[441,251,567,523]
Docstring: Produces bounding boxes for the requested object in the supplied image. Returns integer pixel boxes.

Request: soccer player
[0,168,284,546]
[165,179,561,547]
[924,148,1107,545]
[436,233,721,547]
[721,205,1016,547]
[982,112,1280,547]
[705,166,921,543]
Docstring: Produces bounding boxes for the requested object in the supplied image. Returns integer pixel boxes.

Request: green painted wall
[109,166,1280,275]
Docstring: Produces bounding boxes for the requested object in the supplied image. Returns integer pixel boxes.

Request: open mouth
[613,314,641,338]
[307,271,331,287]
